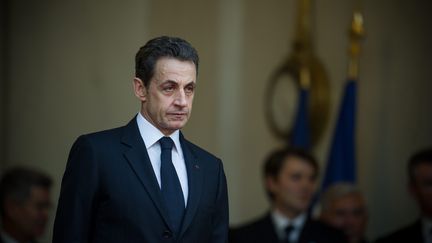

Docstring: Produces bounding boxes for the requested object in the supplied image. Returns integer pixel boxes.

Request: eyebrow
[159,79,196,86]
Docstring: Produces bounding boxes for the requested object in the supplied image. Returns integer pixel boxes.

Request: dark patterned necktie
[159,137,185,233]
[283,224,294,243]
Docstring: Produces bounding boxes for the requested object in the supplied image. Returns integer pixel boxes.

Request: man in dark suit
[53,36,229,243]
[375,147,432,243]
[0,167,52,243]
[229,148,346,243]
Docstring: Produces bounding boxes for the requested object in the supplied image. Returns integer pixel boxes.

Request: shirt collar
[136,112,181,151]
[271,208,307,239]
[421,216,432,240]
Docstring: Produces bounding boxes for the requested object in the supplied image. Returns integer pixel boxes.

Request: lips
[168,111,188,116]
[168,112,188,120]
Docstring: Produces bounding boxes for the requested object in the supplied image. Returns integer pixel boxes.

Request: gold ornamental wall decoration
[265,0,330,146]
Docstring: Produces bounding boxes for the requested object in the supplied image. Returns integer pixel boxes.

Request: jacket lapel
[179,133,204,237]
[412,219,424,242]
[264,213,281,242]
[121,117,173,230]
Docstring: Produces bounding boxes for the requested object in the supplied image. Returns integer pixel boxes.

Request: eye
[290,173,302,181]
[161,84,176,93]
[185,84,195,95]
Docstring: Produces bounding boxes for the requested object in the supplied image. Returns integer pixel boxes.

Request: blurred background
[1,0,432,242]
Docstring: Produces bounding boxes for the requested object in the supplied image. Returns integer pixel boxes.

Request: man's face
[267,156,317,217]
[321,194,367,242]
[410,162,432,218]
[7,186,51,239]
[135,57,196,135]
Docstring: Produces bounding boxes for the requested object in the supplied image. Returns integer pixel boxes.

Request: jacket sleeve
[53,135,99,243]
[212,159,229,243]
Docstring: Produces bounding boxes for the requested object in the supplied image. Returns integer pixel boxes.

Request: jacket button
[162,230,173,239]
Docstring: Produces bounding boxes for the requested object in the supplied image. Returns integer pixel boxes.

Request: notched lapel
[179,134,204,237]
[121,118,173,230]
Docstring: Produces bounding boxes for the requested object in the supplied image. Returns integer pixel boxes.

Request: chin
[295,203,309,212]
[170,121,187,128]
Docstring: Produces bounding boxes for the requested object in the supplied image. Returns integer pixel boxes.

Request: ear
[266,176,277,194]
[133,77,147,101]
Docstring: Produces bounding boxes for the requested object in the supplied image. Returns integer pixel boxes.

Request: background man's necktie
[283,224,294,243]
[159,137,185,234]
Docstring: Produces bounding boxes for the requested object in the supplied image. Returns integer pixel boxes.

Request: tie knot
[159,137,174,150]
[285,224,294,237]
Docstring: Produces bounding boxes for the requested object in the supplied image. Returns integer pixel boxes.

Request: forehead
[280,155,316,174]
[413,162,432,179]
[332,193,364,207]
[154,57,196,79]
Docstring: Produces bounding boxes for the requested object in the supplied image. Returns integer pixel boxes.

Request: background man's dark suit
[374,220,423,243]
[229,213,346,243]
[53,118,229,242]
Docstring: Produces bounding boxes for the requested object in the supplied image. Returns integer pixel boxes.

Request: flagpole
[348,11,365,80]
[321,9,365,190]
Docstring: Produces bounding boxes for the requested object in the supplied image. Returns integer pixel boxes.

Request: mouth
[168,112,188,120]
[299,194,312,202]
[169,112,187,116]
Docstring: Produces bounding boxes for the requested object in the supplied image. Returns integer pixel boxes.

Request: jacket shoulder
[374,220,422,243]
[81,125,124,141]
[300,219,348,243]
[229,214,277,243]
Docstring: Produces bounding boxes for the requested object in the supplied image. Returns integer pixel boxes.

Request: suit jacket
[53,118,229,243]
[229,213,347,243]
[374,220,423,243]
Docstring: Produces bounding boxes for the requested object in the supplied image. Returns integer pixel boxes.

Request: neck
[139,111,175,136]
[273,203,302,220]
[348,237,364,243]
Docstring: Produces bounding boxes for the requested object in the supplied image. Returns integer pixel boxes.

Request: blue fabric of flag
[291,88,310,150]
[321,80,357,190]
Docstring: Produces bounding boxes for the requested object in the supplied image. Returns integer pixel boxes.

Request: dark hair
[135,36,199,87]
[0,167,52,216]
[263,147,319,200]
[408,147,432,184]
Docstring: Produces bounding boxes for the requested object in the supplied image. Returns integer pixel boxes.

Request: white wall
[3,0,432,241]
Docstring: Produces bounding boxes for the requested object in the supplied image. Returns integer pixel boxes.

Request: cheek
[188,95,195,104]
[151,100,169,115]
[331,217,345,227]
[163,98,176,109]
[418,188,432,200]
[281,183,298,196]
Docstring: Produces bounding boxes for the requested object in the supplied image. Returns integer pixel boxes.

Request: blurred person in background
[0,167,52,243]
[230,147,346,243]
[320,182,368,243]
[375,147,432,243]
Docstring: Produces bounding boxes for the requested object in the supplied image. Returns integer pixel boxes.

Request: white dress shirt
[136,113,189,205]
[271,209,307,243]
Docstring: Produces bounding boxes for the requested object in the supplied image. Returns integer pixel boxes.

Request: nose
[174,89,187,107]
